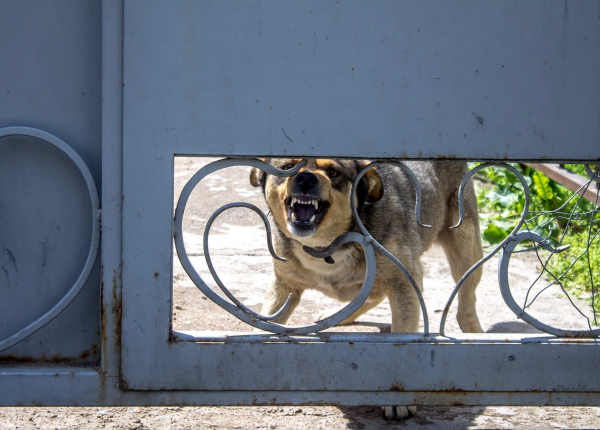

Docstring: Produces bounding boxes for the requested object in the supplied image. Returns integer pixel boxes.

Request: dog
[250,158,484,420]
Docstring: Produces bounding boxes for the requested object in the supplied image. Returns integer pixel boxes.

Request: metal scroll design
[0,127,101,352]
[440,163,600,338]
[175,159,599,338]
[348,161,431,335]
[497,165,600,338]
[439,163,530,335]
[174,158,379,335]
[174,158,433,335]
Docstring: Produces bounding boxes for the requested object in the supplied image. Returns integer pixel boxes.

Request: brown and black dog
[250,159,484,419]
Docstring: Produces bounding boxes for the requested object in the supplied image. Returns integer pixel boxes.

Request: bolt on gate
[1,0,599,407]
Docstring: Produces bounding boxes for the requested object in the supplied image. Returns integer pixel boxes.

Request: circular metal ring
[0,126,101,352]
[499,231,600,338]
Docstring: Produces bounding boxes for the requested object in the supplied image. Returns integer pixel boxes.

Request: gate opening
[171,157,599,338]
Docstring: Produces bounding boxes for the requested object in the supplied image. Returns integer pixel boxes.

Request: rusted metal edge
[1,370,600,406]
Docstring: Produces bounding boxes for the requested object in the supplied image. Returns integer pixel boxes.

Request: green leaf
[483,222,510,245]
[533,171,554,201]
[493,220,515,231]
[504,170,521,187]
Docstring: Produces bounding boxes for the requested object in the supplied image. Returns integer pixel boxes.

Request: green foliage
[532,171,553,201]
[544,229,600,317]
[471,163,599,321]
[472,163,597,245]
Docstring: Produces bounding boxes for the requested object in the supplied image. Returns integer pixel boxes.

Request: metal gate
[1,0,599,407]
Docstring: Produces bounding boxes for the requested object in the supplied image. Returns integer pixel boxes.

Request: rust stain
[120,377,130,391]
[100,265,107,361]
[0,355,36,364]
[100,267,123,393]
[0,353,91,364]
[112,269,123,391]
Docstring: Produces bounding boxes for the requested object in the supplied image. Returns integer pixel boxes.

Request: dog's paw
[382,406,417,420]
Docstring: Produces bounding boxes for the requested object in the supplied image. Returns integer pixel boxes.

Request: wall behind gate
[0,1,102,363]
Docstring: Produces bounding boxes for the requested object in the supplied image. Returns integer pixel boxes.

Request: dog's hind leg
[260,278,303,324]
[437,189,484,333]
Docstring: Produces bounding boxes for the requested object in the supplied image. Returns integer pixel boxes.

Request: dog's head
[250,159,383,245]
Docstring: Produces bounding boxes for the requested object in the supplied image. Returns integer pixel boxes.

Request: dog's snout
[295,172,319,193]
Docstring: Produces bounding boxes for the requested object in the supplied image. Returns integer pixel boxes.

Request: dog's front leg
[388,281,421,334]
[260,278,303,324]
[383,278,421,420]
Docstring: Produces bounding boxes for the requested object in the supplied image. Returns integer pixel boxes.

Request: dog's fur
[250,159,484,419]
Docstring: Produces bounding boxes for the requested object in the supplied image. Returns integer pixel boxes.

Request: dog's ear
[356,160,384,203]
[249,158,270,188]
[249,167,265,187]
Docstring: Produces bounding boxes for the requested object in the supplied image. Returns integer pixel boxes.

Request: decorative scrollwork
[499,231,600,338]
[0,127,101,352]
[439,163,530,335]
[173,158,378,335]
[175,158,599,338]
[350,161,431,335]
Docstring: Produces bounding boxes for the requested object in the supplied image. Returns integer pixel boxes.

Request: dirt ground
[2,405,600,429]
[1,157,598,429]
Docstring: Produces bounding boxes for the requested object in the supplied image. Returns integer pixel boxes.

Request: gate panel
[0,0,102,363]
[1,0,598,408]
[121,0,600,396]
[123,0,599,160]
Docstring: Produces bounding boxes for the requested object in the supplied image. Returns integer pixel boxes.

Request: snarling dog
[250,159,484,420]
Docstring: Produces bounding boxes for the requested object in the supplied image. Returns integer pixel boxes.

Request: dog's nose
[295,172,319,193]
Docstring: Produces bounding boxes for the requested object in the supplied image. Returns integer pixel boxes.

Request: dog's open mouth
[285,195,330,235]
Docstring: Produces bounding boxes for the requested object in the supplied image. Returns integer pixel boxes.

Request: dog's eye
[281,163,296,170]
[326,168,340,178]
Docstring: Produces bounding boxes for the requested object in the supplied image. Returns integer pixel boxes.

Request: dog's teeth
[291,197,296,207]
[314,200,318,210]
[292,213,297,221]
[310,215,315,222]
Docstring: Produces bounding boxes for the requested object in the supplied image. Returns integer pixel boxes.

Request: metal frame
[1,0,599,407]
[116,0,600,402]
[117,146,600,396]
